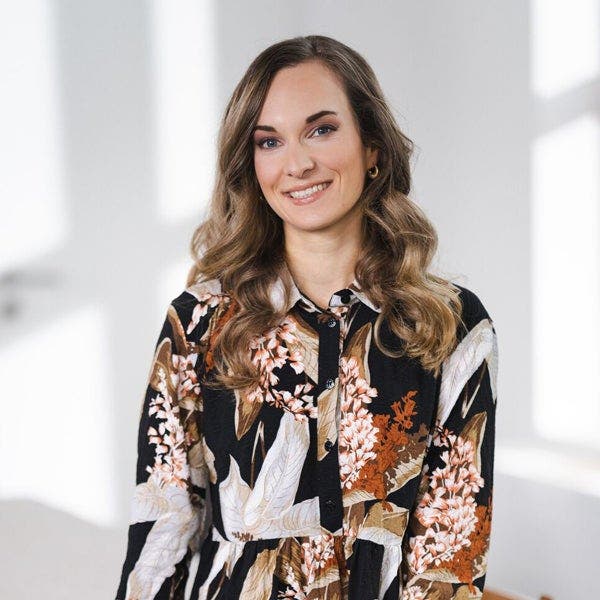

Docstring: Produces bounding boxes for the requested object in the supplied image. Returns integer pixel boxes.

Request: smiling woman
[252,63,378,235]
[115,34,498,600]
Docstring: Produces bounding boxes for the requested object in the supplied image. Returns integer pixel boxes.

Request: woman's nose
[285,141,316,178]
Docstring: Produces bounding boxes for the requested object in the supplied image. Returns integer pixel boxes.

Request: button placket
[316,312,343,532]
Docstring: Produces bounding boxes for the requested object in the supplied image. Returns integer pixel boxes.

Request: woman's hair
[186,34,464,390]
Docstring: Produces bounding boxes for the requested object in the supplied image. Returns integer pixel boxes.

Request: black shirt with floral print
[115,265,498,600]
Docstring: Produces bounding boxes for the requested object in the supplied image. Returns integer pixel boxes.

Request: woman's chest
[200,308,439,502]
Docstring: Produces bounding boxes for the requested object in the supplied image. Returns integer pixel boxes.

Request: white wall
[1,1,597,598]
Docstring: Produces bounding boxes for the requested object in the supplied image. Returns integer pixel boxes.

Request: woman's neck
[283,226,363,310]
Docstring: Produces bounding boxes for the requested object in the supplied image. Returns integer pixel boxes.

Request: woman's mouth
[285,181,331,205]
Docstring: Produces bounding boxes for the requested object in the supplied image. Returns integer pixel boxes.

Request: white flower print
[278,564,307,600]
[406,426,485,574]
[145,352,197,489]
[401,584,428,600]
[301,532,336,585]
[187,290,229,335]
[338,355,379,489]
[245,318,317,421]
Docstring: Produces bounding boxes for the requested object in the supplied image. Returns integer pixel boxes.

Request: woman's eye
[313,124,336,136]
[256,138,279,150]
[255,125,336,150]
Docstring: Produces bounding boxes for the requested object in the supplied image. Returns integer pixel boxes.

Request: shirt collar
[268,262,382,314]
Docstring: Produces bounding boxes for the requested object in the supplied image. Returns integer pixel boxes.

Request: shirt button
[325,378,335,389]
[324,499,336,513]
[327,317,337,328]
[324,439,334,451]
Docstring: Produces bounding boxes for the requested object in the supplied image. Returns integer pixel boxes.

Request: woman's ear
[367,145,379,168]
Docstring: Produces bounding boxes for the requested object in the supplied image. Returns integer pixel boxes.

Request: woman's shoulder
[165,277,231,338]
[450,282,495,334]
[184,277,225,302]
[166,277,227,307]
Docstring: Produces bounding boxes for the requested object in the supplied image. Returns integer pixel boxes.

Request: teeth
[288,182,329,199]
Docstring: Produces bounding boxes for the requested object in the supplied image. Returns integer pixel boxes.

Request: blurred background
[1,1,598,598]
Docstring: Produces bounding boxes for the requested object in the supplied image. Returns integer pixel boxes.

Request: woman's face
[252,60,378,235]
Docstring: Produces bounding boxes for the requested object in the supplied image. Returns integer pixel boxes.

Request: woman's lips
[285,181,331,205]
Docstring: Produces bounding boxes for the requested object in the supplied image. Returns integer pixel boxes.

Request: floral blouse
[115,265,498,600]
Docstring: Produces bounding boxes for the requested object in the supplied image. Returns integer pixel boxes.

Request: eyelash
[255,124,337,150]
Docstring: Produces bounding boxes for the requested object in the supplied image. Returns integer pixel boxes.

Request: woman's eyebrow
[253,110,338,133]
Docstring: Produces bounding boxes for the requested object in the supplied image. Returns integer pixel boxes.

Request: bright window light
[531,0,599,98]
[531,113,600,450]
[496,445,600,497]
[0,305,118,527]
[151,1,218,223]
[0,1,67,272]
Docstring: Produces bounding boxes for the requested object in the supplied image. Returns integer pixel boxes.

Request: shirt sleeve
[399,285,498,599]
[115,292,212,600]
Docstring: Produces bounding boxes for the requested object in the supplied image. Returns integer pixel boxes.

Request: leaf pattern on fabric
[195,539,245,598]
[239,548,279,599]
[342,320,373,383]
[380,544,403,599]
[219,410,321,540]
[126,493,200,599]
[357,500,409,545]
[115,280,497,600]
[234,385,264,440]
[438,318,497,427]
[286,312,320,384]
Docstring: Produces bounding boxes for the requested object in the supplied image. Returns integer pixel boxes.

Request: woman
[115,35,498,600]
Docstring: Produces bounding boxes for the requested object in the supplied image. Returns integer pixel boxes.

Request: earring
[367,165,379,179]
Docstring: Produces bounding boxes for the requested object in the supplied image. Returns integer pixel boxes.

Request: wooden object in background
[483,590,554,600]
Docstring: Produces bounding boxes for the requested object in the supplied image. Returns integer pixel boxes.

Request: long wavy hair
[186,34,464,390]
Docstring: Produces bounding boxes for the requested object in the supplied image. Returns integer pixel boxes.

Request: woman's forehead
[257,65,351,127]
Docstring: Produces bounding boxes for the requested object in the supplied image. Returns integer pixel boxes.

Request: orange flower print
[356,390,418,500]
[444,496,493,591]
[406,426,485,576]
[338,355,379,489]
